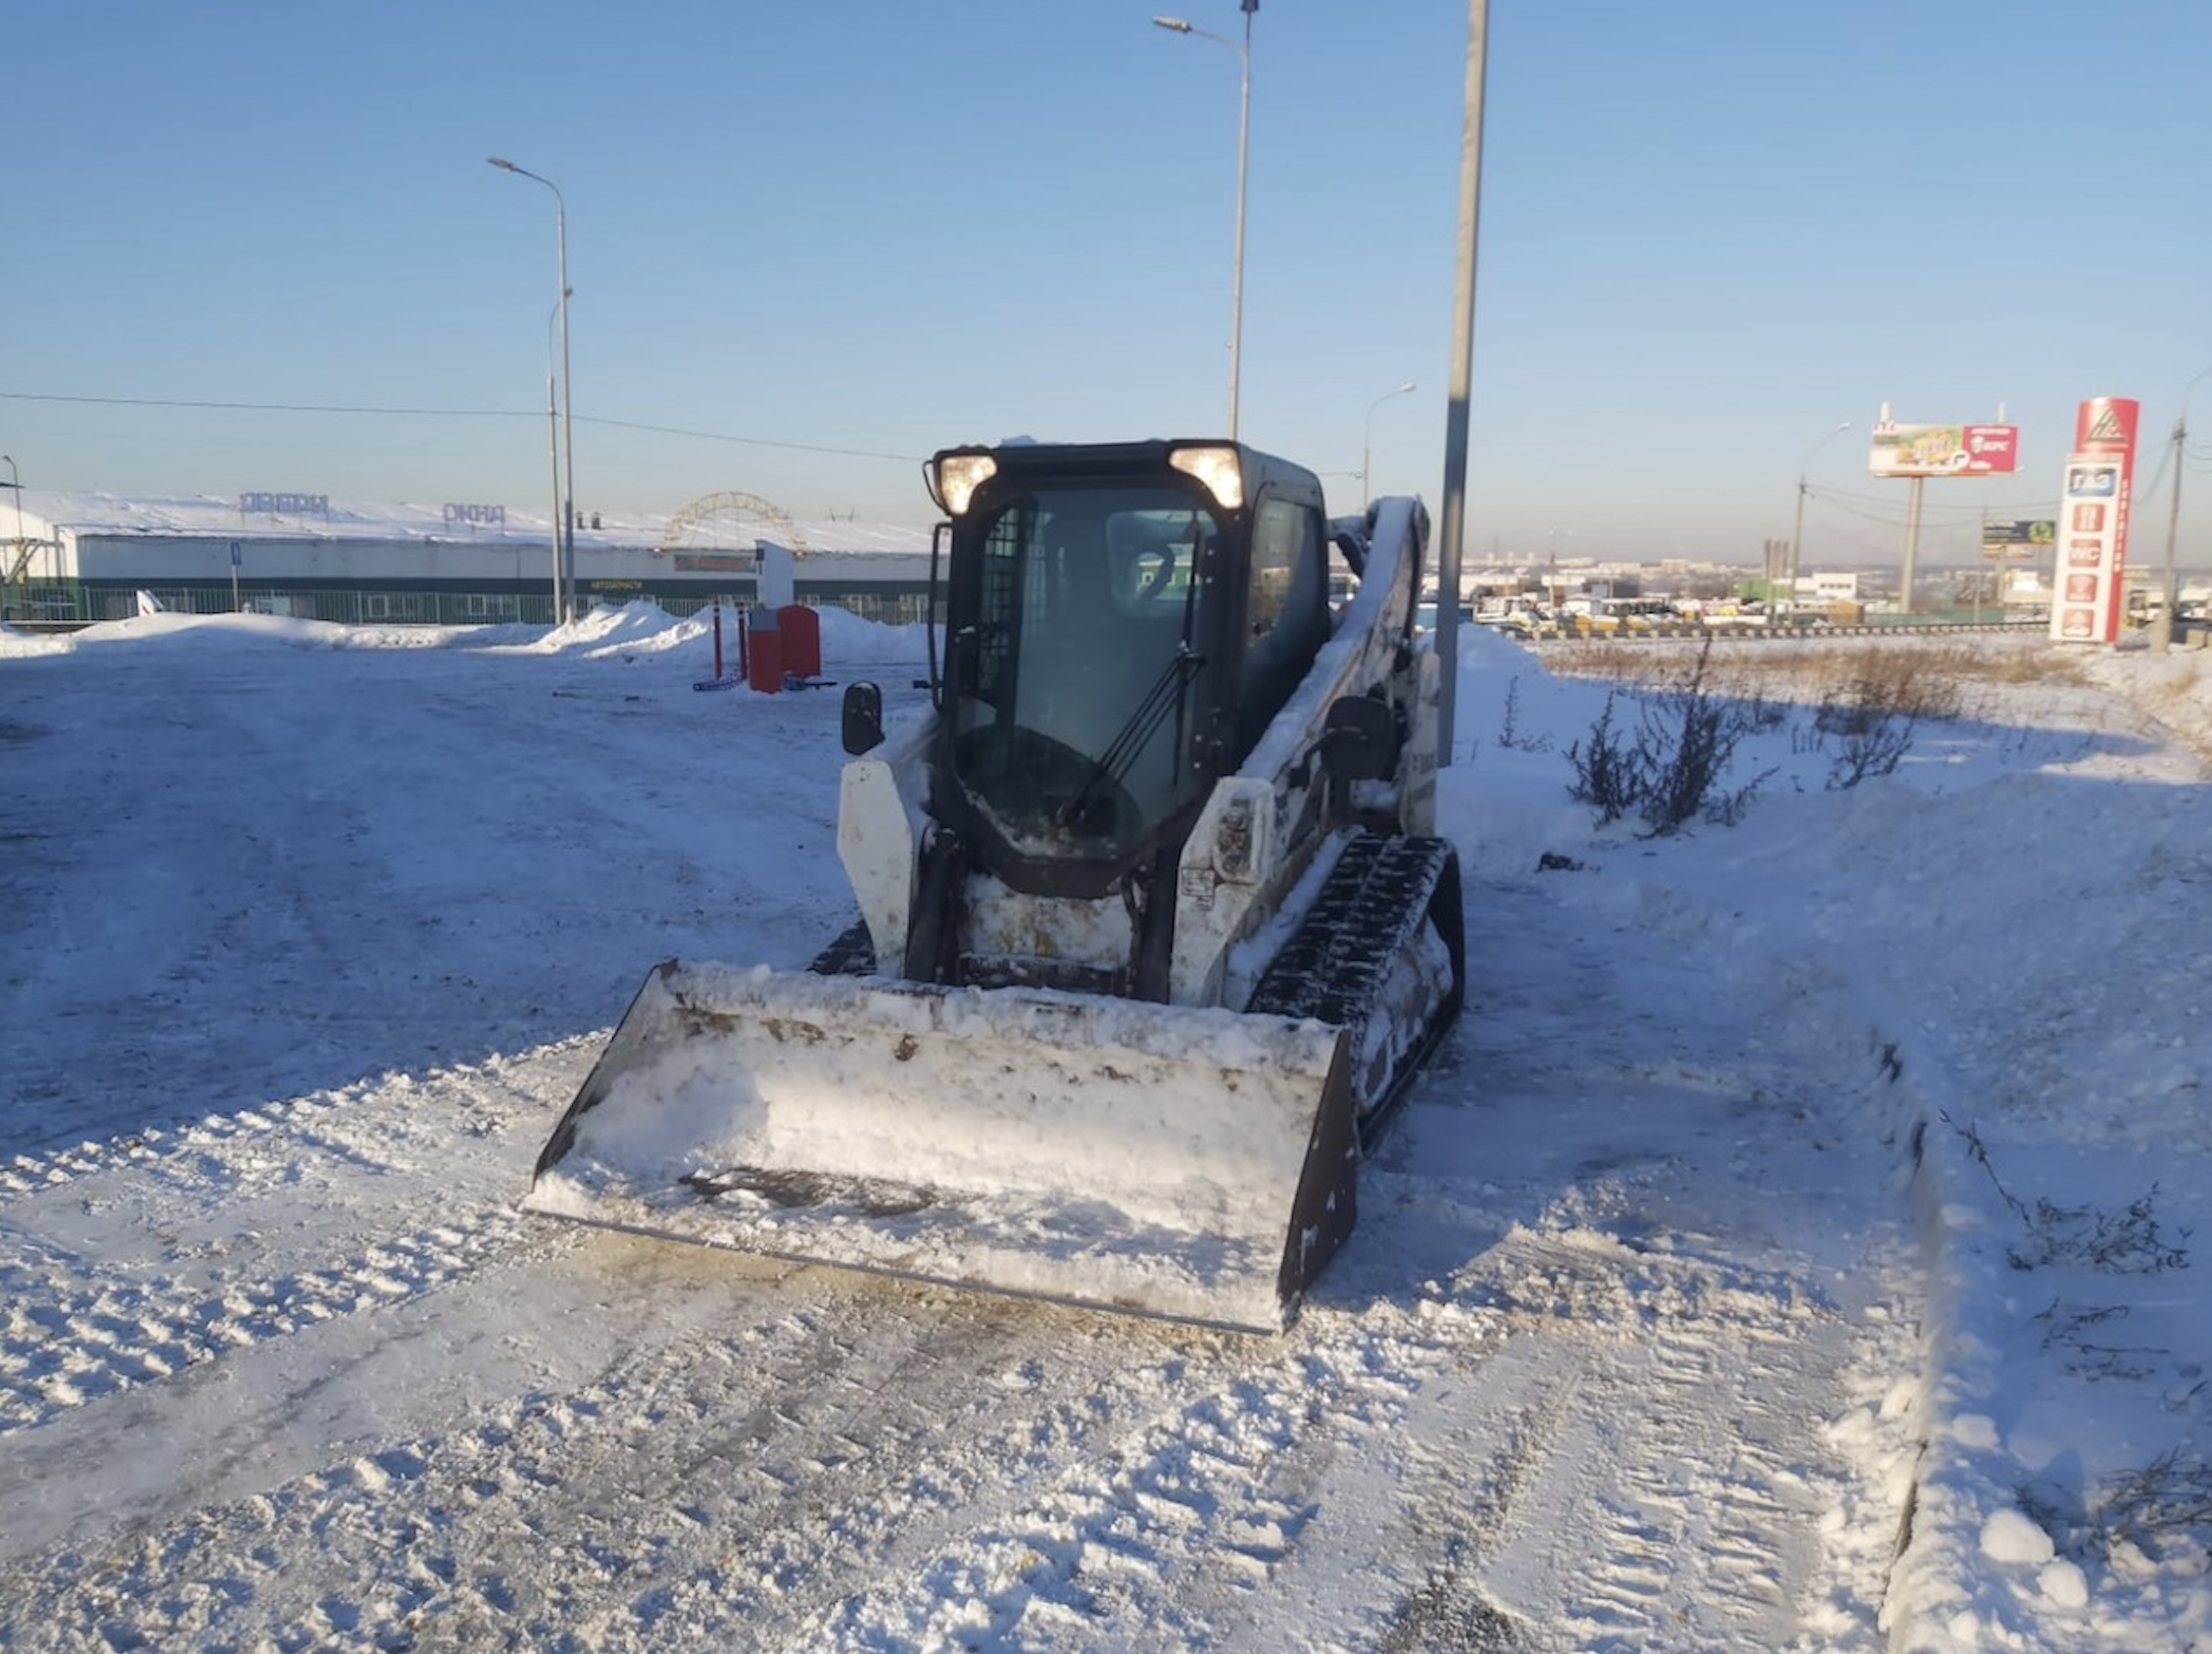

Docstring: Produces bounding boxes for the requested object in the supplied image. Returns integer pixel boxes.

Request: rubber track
[1246,831,1460,1142]
[808,917,877,976]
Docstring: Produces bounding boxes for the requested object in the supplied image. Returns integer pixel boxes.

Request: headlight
[930,453,997,516]
[1168,445,1243,512]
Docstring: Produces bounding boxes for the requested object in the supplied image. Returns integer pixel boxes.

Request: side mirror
[1318,696,1395,783]
[841,681,885,755]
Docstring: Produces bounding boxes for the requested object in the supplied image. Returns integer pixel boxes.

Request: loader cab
[925,439,1331,900]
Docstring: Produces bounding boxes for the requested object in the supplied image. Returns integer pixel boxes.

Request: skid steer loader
[529,438,1465,1332]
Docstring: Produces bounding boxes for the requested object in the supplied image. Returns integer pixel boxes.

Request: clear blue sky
[8,0,2212,568]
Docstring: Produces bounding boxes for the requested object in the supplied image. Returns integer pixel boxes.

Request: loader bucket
[528,961,1361,1333]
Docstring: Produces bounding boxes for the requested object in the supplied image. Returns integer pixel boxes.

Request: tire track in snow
[0,1278,1214,1651]
[1442,1222,1900,1651]
[0,1241,1556,1654]
[0,1102,332,1201]
[0,1042,564,1204]
[0,1053,570,1437]
[0,1206,524,1435]
[790,1348,1406,1650]
[0,1085,1921,1654]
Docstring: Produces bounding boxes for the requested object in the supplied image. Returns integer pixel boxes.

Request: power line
[1804,482,2063,529]
[4,389,525,419]
[0,389,919,464]
[584,414,915,463]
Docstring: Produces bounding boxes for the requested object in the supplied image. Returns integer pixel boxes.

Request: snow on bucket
[528,960,1358,1332]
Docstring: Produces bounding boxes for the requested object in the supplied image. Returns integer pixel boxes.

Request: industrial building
[0,489,936,628]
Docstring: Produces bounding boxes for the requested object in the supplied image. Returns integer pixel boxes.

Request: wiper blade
[1056,649,1204,830]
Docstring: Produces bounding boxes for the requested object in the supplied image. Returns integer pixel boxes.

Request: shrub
[1817,692,1917,789]
[1564,691,1638,825]
[1495,675,1552,753]
[1564,641,1771,833]
[1948,1114,2192,1275]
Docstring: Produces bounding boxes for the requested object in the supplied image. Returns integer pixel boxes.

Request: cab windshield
[948,483,1218,859]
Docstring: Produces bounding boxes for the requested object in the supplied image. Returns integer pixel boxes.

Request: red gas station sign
[2049,398,2140,645]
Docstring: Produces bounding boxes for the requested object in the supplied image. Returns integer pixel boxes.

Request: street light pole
[489,156,576,624]
[545,301,563,626]
[1782,421,1851,625]
[1153,3,1257,440]
[1,455,19,619]
[1361,380,1416,510]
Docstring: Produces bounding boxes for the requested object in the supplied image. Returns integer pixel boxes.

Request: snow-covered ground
[1,604,2208,1652]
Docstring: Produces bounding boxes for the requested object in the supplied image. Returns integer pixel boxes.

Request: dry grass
[1543,636,2088,723]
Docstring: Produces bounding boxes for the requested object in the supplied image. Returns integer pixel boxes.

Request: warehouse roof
[7,490,935,558]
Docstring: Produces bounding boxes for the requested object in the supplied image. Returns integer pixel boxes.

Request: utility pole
[1785,421,1851,623]
[2157,408,2186,650]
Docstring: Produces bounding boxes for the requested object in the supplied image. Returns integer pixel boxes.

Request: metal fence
[4,582,938,631]
[1537,613,2050,644]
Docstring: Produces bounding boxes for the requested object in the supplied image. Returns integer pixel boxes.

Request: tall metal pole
[1153,5,1256,439]
[1786,487,1805,619]
[1434,0,1490,766]
[547,303,563,626]
[2158,366,2212,651]
[489,156,575,624]
[1782,421,1851,624]
[2159,411,2186,651]
[554,199,576,623]
[1,455,20,620]
[1982,402,2002,623]
[1228,0,1253,440]
[1362,380,1417,510]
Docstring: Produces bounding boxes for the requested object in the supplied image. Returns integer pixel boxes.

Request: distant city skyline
[7,2,2212,568]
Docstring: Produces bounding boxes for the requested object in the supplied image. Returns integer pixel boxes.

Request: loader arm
[1167,494,1437,1010]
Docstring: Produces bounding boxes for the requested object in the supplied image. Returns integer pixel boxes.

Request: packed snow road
[0,613,1926,1652]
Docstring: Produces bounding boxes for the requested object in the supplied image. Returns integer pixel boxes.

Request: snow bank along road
[0,628,1928,1651]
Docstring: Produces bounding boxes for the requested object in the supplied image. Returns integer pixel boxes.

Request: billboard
[1980,519,2054,560]
[2048,397,2140,645]
[1868,421,2020,477]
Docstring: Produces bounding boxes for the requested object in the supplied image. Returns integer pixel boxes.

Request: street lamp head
[1799,420,1852,475]
[487,156,518,172]
[1151,7,1253,439]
